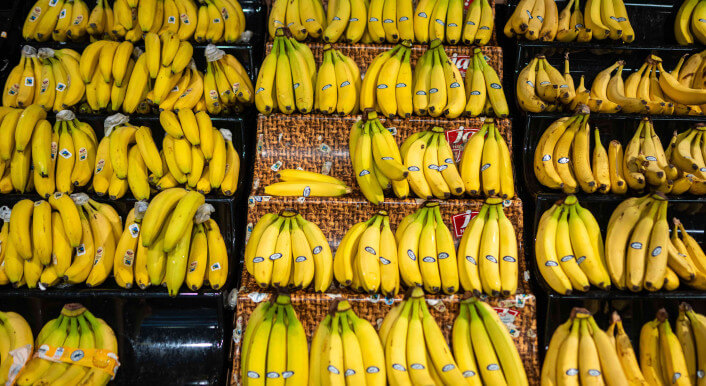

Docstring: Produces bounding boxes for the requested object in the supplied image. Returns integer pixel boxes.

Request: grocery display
[0,0,704,383]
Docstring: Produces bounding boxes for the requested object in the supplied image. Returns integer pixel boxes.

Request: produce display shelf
[526,194,706,297]
[521,113,706,198]
[506,0,691,48]
[0,293,228,385]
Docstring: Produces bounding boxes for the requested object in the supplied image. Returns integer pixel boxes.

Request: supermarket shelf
[0,283,227,299]
[506,0,696,49]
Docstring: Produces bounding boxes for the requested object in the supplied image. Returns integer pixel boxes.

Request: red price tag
[451,210,480,239]
[445,126,480,162]
[448,53,472,77]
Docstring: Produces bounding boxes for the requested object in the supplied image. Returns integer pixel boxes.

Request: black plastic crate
[506,0,696,48]
[0,294,227,385]
[528,194,706,297]
[521,112,706,198]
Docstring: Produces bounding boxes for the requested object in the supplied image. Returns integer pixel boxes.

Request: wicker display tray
[239,195,529,295]
[251,114,513,197]
[229,291,539,385]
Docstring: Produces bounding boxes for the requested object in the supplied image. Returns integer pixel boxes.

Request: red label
[449,53,472,77]
[445,126,480,162]
[451,210,480,239]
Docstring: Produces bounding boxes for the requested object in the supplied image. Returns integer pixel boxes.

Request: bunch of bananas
[191,0,247,43]
[670,303,706,385]
[516,55,580,113]
[395,202,458,294]
[607,312,651,384]
[589,58,686,115]
[93,119,159,200]
[22,0,89,41]
[245,210,333,291]
[381,288,465,384]
[667,124,706,195]
[542,308,632,386]
[452,0,494,45]
[350,113,407,203]
[675,0,706,45]
[424,0,494,45]
[0,194,124,289]
[202,45,255,115]
[264,169,352,197]
[113,200,228,294]
[0,310,33,385]
[640,307,699,385]
[604,194,673,292]
[534,108,611,194]
[459,119,515,199]
[0,106,92,197]
[136,188,228,292]
[661,217,706,290]
[464,48,510,118]
[399,127,462,200]
[506,0,633,42]
[267,0,325,40]
[16,304,118,386]
[410,41,466,118]
[3,47,85,111]
[536,195,610,294]
[239,294,307,384]
[334,211,400,296]
[359,41,415,118]
[452,297,528,385]
[256,32,347,115]
[161,111,240,195]
[23,0,246,43]
[457,197,518,297]
[621,119,694,195]
[309,300,385,385]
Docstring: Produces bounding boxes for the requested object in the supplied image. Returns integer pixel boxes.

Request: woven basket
[262,0,499,46]
[264,42,503,82]
[239,195,530,294]
[229,291,539,386]
[251,115,513,196]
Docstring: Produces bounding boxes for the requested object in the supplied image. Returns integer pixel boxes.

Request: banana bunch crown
[240,294,308,384]
[245,210,333,291]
